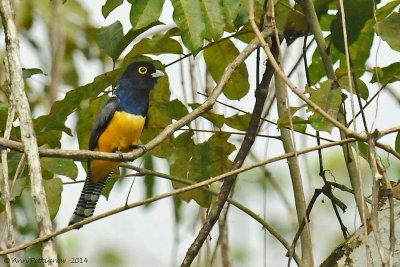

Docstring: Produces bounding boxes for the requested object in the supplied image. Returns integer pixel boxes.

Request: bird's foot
[130,144,148,154]
[112,148,124,159]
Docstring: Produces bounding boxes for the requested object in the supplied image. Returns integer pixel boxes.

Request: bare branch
[0,0,58,263]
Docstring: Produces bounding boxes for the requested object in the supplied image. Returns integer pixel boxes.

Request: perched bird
[69,61,164,228]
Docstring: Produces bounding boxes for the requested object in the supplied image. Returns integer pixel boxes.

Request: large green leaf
[41,158,78,180]
[225,113,251,131]
[102,0,123,18]
[43,178,63,220]
[331,0,373,52]
[171,0,205,55]
[34,69,119,136]
[375,12,400,52]
[141,76,174,158]
[170,132,200,204]
[129,0,165,30]
[96,21,124,62]
[204,38,249,99]
[200,0,225,40]
[307,80,342,132]
[187,132,235,207]
[126,32,183,60]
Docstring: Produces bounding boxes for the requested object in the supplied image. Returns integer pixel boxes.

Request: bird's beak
[151,70,165,78]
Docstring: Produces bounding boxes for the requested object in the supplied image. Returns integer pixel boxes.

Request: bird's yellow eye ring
[138,66,148,74]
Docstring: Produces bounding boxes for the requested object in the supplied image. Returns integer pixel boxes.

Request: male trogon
[69,61,164,227]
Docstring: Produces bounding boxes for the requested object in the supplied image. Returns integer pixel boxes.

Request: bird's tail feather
[69,171,113,228]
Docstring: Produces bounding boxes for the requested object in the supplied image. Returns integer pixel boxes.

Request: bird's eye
[138,67,148,74]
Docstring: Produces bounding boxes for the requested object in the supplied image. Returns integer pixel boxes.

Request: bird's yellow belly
[90,111,146,182]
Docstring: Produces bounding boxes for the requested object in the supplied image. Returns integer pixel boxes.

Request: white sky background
[14,0,400,266]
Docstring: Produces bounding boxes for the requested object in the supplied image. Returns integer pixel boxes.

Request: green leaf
[200,0,225,40]
[338,75,369,100]
[370,62,400,85]
[129,0,165,30]
[277,106,308,133]
[189,103,225,128]
[375,12,400,52]
[126,32,183,60]
[331,0,373,52]
[275,1,308,44]
[41,158,78,180]
[395,131,400,154]
[43,178,63,220]
[307,80,342,132]
[114,21,164,61]
[96,21,124,62]
[34,69,119,136]
[187,133,235,207]
[22,68,46,78]
[171,0,206,55]
[204,38,249,99]
[141,76,174,158]
[170,132,198,203]
[225,113,251,131]
[143,154,155,204]
[102,0,123,18]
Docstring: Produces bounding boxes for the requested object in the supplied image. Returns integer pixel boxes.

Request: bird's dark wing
[88,96,120,151]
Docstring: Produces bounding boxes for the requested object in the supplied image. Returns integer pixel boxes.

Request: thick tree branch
[180,26,275,267]
[0,0,58,264]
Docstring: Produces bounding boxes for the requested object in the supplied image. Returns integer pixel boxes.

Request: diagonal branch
[180,19,277,267]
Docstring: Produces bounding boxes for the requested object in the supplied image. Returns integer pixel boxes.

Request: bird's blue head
[116,61,164,115]
[117,61,164,94]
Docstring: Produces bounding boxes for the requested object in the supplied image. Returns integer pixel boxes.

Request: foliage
[1,0,400,266]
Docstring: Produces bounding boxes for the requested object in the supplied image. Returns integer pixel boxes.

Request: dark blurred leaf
[22,68,46,78]
[204,38,249,99]
[200,0,225,40]
[375,12,400,52]
[144,154,155,204]
[129,0,165,30]
[331,0,373,52]
[102,0,123,18]
[275,1,308,45]
[171,0,205,55]
[307,80,342,132]
[43,178,63,220]
[357,141,370,164]
[395,131,400,154]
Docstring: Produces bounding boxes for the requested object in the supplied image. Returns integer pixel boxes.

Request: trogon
[69,61,164,227]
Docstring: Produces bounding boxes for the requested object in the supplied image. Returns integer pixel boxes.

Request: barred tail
[69,171,113,228]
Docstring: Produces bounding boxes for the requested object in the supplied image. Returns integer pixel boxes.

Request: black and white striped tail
[69,171,113,228]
